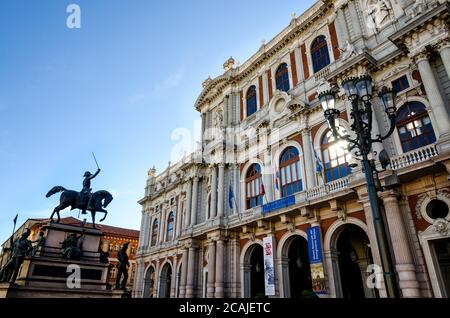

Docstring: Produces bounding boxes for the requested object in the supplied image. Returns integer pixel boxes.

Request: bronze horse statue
[46,186,113,228]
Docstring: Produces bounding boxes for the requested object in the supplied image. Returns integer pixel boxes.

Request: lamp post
[319,75,400,298]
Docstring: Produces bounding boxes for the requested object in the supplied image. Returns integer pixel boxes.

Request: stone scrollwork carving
[416,189,450,224]
[339,40,360,60]
[433,219,449,236]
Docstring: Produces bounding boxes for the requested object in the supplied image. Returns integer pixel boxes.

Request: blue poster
[307,226,323,264]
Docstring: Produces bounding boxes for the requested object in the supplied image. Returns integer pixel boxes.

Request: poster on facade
[307,226,327,295]
[263,236,276,296]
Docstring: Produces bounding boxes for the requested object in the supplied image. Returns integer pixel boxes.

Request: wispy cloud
[128,66,186,105]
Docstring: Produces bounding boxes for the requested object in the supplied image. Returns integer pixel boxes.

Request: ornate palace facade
[133,0,450,298]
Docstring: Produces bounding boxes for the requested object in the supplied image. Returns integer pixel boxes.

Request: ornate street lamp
[319,75,400,298]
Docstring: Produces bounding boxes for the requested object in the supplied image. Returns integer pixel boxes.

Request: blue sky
[0,0,314,241]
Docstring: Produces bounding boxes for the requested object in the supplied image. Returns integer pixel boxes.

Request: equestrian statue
[46,153,113,228]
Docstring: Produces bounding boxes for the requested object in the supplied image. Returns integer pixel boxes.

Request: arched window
[246,86,257,117]
[311,36,330,73]
[279,147,303,197]
[246,164,263,209]
[397,102,436,152]
[166,212,174,241]
[275,63,290,92]
[321,129,352,182]
[151,219,159,246]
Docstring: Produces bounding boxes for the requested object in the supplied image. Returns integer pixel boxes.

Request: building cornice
[195,0,333,111]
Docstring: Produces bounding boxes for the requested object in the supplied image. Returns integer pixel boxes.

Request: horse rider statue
[80,168,101,215]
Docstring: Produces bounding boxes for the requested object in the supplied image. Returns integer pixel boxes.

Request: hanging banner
[307,226,327,295]
[262,236,276,296]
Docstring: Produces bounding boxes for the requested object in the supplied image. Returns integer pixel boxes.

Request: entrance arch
[241,242,265,298]
[158,263,172,298]
[279,233,312,298]
[143,266,155,298]
[326,221,377,298]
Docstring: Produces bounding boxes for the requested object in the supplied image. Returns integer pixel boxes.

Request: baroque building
[133,0,450,298]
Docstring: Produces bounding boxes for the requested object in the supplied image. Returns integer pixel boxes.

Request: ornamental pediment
[195,75,231,110]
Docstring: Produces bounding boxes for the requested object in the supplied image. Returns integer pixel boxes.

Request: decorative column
[176,195,183,237]
[380,190,420,298]
[215,239,225,298]
[357,189,387,298]
[223,96,229,127]
[185,245,197,298]
[217,164,225,217]
[206,240,216,298]
[179,247,188,298]
[154,259,161,298]
[191,177,199,226]
[414,50,450,139]
[347,0,362,40]
[210,165,218,219]
[184,180,192,228]
[436,39,450,91]
[334,5,350,45]
[294,46,303,82]
[263,149,274,202]
[159,206,166,243]
[229,235,240,297]
[301,129,316,189]
[170,254,178,298]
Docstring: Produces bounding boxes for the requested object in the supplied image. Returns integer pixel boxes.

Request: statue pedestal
[0,222,119,298]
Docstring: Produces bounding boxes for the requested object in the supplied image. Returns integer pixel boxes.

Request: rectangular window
[392,75,410,94]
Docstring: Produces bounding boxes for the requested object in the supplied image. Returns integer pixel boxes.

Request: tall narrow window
[151,219,159,246]
[397,102,436,152]
[246,86,257,117]
[275,63,290,92]
[311,36,330,73]
[246,164,263,209]
[279,147,303,197]
[321,129,352,182]
[166,212,174,241]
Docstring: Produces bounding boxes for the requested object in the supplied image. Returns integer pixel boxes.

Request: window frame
[311,35,331,73]
[279,147,303,197]
[321,129,352,182]
[396,102,436,153]
[245,164,263,209]
[166,212,174,241]
[275,63,290,92]
[151,219,159,246]
[391,75,410,94]
[246,85,257,117]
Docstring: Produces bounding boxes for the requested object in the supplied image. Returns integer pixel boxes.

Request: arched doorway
[288,236,312,297]
[242,244,265,298]
[280,235,312,298]
[143,266,155,298]
[334,224,377,298]
[158,263,172,298]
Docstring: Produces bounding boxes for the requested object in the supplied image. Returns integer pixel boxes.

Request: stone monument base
[0,221,127,298]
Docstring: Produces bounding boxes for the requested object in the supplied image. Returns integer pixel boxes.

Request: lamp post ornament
[319,75,400,298]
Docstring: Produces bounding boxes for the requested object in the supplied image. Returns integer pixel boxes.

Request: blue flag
[228,184,234,209]
[315,150,323,175]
